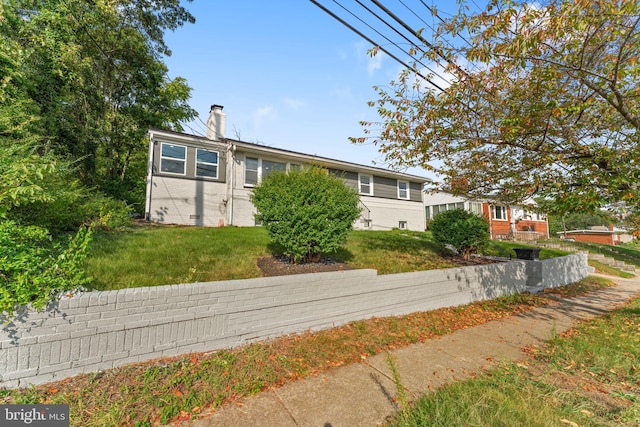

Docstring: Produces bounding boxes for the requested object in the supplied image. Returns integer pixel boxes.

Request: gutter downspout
[144,131,155,221]
[227,143,236,226]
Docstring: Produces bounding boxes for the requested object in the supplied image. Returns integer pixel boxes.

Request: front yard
[84,225,565,291]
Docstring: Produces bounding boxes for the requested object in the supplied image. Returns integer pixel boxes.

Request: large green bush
[429,209,490,260]
[250,168,361,263]
[0,221,92,315]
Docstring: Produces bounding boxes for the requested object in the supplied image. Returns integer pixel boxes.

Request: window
[160,143,186,175]
[492,205,508,220]
[245,157,289,186]
[245,157,259,186]
[397,181,409,200]
[359,174,373,195]
[429,202,465,218]
[262,160,286,179]
[398,221,407,230]
[469,202,483,216]
[196,148,219,178]
[425,206,431,220]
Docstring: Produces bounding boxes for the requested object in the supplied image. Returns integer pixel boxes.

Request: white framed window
[492,205,508,220]
[245,157,259,186]
[160,143,186,175]
[469,202,483,216]
[262,160,286,179]
[195,148,219,178]
[359,174,373,195]
[399,221,407,230]
[397,181,409,200]
[245,157,289,186]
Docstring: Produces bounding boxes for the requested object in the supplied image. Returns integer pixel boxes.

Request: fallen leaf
[560,419,579,427]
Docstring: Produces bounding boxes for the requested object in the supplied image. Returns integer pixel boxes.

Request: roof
[149,127,430,183]
[557,230,615,235]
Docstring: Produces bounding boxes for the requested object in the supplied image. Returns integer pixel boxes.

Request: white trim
[359,173,374,196]
[397,180,410,200]
[159,142,187,176]
[244,156,260,187]
[195,148,219,179]
[492,205,508,221]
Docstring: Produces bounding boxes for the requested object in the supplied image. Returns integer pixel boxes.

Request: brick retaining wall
[0,255,587,388]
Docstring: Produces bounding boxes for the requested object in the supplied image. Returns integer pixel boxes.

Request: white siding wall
[423,192,467,206]
[147,176,228,226]
[357,196,425,231]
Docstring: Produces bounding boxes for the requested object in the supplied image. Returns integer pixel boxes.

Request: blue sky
[163,1,462,180]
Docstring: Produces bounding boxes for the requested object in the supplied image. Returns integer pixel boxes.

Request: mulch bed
[256,254,502,277]
[257,255,354,277]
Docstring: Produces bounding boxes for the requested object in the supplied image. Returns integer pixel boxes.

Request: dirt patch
[257,254,503,277]
[447,255,505,266]
[257,255,354,277]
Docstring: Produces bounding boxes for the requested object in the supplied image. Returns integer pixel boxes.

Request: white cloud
[284,97,306,111]
[354,40,386,78]
[252,105,276,127]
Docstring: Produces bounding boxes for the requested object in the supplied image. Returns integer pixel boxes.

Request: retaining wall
[1,255,587,388]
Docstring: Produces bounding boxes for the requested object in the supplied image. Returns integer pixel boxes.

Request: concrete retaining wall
[0,255,587,388]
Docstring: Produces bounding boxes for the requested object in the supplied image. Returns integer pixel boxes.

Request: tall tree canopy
[357,0,640,215]
[1,0,196,209]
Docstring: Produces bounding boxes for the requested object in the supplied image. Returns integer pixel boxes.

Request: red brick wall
[570,233,615,245]
[516,220,549,237]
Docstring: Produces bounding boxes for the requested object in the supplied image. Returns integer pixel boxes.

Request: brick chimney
[207,104,226,141]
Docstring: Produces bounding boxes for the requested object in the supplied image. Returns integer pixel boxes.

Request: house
[144,105,428,231]
[424,191,549,241]
[559,225,634,245]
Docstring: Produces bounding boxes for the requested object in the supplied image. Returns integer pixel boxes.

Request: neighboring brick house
[145,105,428,231]
[560,225,633,245]
[424,191,549,241]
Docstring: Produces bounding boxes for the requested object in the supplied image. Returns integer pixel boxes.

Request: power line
[309,0,447,92]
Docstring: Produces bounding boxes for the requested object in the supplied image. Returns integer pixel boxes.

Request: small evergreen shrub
[250,167,361,263]
[429,209,490,259]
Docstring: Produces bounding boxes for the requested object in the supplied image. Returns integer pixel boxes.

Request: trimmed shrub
[250,167,361,263]
[430,209,490,259]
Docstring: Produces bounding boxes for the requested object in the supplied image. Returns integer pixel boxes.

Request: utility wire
[343,0,447,81]
[309,0,447,92]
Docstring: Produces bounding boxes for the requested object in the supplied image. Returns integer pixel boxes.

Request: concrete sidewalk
[179,276,640,427]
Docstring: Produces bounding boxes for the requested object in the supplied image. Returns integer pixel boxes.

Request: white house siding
[230,188,257,226]
[423,192,467,206]
[358,196,425,231]
[147,176,228,226]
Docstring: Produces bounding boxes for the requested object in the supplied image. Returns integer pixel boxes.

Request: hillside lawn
[84,224,571,291]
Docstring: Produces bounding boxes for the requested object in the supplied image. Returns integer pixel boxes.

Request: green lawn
[85,225,572,291]
[390,294,640,427]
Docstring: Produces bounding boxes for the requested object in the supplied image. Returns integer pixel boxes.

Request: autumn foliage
[357,0,640,216]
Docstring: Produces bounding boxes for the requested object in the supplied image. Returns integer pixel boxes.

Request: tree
[250,168,362,263]
[0,29,92,317]
[2,0,197,210]
[356,0,640,218]
[547,211,615,236]
[429,209,490,260]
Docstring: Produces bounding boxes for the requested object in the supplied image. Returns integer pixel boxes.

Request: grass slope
[85,225,571,291]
